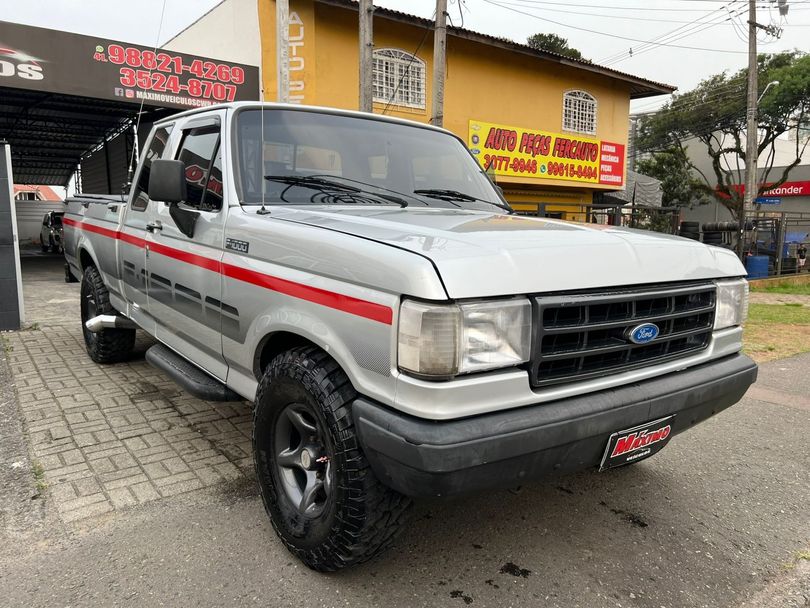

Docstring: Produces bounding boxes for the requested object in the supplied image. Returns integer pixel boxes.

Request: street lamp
[758,80,779,103]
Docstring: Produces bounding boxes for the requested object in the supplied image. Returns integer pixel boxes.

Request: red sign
[598,142,625,186]
[730,181,810,198]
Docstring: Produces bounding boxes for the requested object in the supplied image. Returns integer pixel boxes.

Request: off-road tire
[253,346,412,571]
[65,264,78,283]
[80,265,135,363]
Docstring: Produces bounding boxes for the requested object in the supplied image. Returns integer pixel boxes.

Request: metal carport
[0,20,260,329]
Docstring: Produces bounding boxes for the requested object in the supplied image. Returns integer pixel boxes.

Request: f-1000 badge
[225,238,249,254]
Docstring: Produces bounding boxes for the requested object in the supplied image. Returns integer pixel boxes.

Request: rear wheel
[253,346,411,571]
[65,264,78,283]
[80,265,135,363]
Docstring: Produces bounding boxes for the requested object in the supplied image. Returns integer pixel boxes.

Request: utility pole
[742,0,758,256]
[430,0,448,127]
[359,0,374,112]
[276,0,290,103]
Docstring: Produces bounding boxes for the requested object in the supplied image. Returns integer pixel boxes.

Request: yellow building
[167,0,674,220]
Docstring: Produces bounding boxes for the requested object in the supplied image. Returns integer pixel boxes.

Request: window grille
[563,90,597,135]
[372,48,426,109]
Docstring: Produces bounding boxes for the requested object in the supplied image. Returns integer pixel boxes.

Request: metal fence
[741,210,810,276]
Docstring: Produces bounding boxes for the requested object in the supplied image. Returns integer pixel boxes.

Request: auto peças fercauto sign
[468,119,626,187]
[0,21,259,110]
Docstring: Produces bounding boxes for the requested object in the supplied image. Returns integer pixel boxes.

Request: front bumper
[353,353,757,497]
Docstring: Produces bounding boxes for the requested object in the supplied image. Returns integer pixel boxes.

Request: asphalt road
[1,359,808,607]
[1,270,808,607]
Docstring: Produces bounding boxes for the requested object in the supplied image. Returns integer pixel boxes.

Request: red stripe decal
[148,240,222,274]
[222,262,393,325]
[65,217,393,325]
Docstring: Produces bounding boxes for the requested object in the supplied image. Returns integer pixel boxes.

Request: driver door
[143,112,228,380]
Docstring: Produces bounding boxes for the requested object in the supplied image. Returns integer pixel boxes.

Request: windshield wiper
[265,175,361,193]
[413,188,513,213]
[263,174,407,207]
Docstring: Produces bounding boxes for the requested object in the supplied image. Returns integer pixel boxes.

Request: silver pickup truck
[65,102,757,571]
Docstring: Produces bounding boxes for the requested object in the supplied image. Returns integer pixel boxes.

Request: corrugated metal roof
[0,88,173,186]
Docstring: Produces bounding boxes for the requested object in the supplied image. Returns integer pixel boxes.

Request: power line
[600,5,741,63]
[487,0,797,12]
[599,3,747,65]
[381,10,435,115]
[481,0,750,54]
[494,0,750,23]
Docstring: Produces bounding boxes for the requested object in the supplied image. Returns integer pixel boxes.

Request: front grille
[530,282,716,388]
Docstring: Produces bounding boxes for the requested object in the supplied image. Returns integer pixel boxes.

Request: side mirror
[148,159,198,238]
[148,159,187,204]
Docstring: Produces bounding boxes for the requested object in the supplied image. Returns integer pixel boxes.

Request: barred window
[563,90,597,135]
[372,48,426,109]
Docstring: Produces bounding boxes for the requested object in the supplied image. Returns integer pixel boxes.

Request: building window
[372,48,426,109]
[15,192,38,201]
[563,90,597,135]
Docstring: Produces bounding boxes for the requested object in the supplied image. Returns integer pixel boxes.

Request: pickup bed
[64,102,757,571]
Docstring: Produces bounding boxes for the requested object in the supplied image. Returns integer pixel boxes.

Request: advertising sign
[733,181,810,198]
[468,119,625,187]
[0,21,260,110]
[755,197,782,205]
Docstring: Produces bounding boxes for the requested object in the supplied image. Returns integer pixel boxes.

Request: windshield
[233,109,508,212]
[52,214,63,225]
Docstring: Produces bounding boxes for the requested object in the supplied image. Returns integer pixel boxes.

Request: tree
[635,146,712,209]
[527,33,584,60]
[637,52,810,225]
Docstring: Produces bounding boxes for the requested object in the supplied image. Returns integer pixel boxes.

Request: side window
[203,148,223,212]
[131,125,173,212]
[176,126,221,211]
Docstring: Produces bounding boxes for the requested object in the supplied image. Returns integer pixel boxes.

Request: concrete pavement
[0,256,808,607]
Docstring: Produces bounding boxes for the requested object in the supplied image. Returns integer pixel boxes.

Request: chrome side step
[84,314,138,332]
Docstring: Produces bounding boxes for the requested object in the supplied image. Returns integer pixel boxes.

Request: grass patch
[750,281,810,295]
[32,461,47,494]
[747,303,810,324]
[743,303,810,363]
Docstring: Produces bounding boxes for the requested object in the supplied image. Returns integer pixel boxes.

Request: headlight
[714,279,749,330]
[398,298,532,377]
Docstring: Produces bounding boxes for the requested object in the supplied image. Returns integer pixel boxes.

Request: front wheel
[80,265,135,363]
[253,347,411,571]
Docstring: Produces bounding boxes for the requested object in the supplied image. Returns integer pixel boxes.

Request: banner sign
[468,119,625,187]
[755,197,781,205]
[733,181,810,198]
[0,21,260,110]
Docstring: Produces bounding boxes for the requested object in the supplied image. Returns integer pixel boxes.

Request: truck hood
[265,207,746,299]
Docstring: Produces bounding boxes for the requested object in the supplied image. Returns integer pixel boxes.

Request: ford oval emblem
[628,323,659,344]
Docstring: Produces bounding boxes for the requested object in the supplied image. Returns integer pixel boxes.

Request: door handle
[107,203,118,212]
[145,220,162,233]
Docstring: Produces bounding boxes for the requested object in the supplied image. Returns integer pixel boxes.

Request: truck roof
[154,101,455,136]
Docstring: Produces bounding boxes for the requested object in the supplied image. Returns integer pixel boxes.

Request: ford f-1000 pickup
[64,102,757,571]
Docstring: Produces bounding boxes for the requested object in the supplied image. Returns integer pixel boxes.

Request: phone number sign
[468,120,625,187]
[0,22,260,110]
